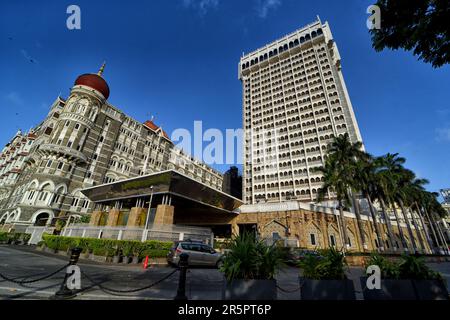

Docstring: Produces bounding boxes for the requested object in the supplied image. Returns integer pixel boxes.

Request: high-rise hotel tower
[239,18,363,205]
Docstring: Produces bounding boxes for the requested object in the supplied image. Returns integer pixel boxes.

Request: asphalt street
[0,245,449,300]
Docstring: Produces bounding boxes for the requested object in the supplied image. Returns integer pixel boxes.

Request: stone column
[153,205,175,225]
[90,211,104,226]
[127,207,146,227]
[231,221,239,236]
[106,208,120,227]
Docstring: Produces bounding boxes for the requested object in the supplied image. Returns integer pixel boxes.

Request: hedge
[0,232,31,244]
[0,232,8,242]
[41,234,172,258]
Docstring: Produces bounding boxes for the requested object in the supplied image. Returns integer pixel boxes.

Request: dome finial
[97,61,106,76]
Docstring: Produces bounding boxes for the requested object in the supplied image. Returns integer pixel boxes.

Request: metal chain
[276,279,304,293]
[0,264,69,285]
[80,268,178,294]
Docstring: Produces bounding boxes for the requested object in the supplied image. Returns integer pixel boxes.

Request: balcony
[39,143,87,164]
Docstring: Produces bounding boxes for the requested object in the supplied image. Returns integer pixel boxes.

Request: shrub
[39,235,173,258]
[121,241,137,256]
[397,254,442,280]
[365,253,400,279]
[220,232,285,281]
[42,233,60,250]
[298,247,347,280]
[0,232,7,242]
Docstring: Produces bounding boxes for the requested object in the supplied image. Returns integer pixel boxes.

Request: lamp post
[142,186,154,242]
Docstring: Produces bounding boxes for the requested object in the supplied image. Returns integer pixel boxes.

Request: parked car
[167,241,224,268]
[286,249,322,265]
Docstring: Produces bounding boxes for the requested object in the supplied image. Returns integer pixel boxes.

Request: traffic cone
[143,256,149,269]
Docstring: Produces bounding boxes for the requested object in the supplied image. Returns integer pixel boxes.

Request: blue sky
[0,0,449,197]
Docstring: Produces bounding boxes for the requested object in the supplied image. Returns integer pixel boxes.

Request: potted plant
[121,241,134,264]
[112,242,122,264]
[132,243,144,264]
[398,254,449,300]
[0,232,8,244]
[20,233,31,245]
[74,238,91,259]
[298,247,356,300]
[220,232,284,300]
[361,253,415,300]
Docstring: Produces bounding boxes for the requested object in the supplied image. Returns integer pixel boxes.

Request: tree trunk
[350,192,366,251]
[338,200,350,250]
[430,212,449,255]
[366,194,384,252]
[415,203,435,254]
[398,199,418,253]
[423,207,443,254]
[391,203,408,252]
[409,203,427,254]
[379,198,396,252]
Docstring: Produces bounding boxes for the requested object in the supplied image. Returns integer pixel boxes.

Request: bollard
[174,253,189,300]
[52,247,82,300]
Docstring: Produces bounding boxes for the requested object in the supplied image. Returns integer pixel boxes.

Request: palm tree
[316,154,352,250]
[370,156,397,252]
[401,175,431,254]
[375,153,410,252]
[422,192,450,255]
[353,153,385,252]
[316,134,366,250]
[393,168,420,253]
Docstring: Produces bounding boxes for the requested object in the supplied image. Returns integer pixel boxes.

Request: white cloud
[4,92,24,106]
[436,128,450,142]
[182,0,219,15]
[255,0,282,18]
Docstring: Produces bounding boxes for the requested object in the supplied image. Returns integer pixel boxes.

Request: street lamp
[142,186,154,242]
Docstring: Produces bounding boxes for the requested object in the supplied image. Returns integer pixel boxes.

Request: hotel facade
[0,65,223,228]
[0,19,434,254]
[240,18,363,205]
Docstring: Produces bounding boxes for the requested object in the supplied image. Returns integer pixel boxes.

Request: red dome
[74,74,110,99]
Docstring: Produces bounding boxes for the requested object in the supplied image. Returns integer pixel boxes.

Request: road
[0,245,449,300]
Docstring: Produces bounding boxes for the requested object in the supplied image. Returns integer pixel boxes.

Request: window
[57,162,64,170]
[71,197,79,207]
[46,160,52,167]
[348,237,352,247]
[65,121,70,127]
[310,234,316,245]
[330,235,336,246]
[44,127,53,135]
[82,200,90,209]
[67,141,73,148]
[75,124,80,130]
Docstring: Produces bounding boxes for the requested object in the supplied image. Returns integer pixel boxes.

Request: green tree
[370,0,450,68]
[316,134,366,250]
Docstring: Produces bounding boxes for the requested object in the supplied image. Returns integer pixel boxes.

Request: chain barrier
[276,278,304,293]
[0,264,69,285]
[79,268,179,294]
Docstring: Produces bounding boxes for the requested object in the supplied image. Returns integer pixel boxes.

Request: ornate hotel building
[240,18,363,205]
[0,64,223,228]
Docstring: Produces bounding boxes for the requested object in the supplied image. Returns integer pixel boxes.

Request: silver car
[167,241,224,268]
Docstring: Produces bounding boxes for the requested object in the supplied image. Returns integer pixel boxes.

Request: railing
[26,226,55,244]
[60,223,213,245]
